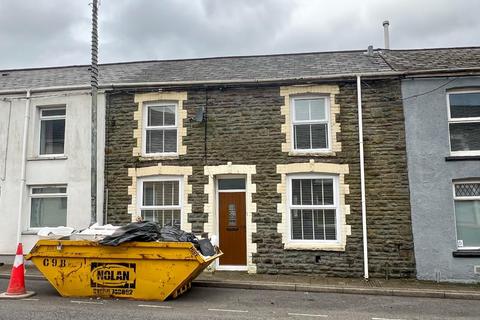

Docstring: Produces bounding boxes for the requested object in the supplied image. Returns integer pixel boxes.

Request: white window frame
[28,185,68,230]
[291,95,331,153]
[142,102,179,156]
[452,181,480,250]
[286,174,340,244]
[38,106,66,157]
[447,90,480,156]
[136,176,183,226]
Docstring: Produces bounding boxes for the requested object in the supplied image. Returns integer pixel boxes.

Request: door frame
[215,175,248,271]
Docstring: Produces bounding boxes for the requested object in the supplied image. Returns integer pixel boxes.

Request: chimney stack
[367,45,374,55]
[383,20,390,50]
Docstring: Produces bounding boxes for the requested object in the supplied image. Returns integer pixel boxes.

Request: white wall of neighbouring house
[0,90,105,257]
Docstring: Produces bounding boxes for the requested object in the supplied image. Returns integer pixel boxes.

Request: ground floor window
[288,174,339,241]
[30,186,67,228]
[139,177,182,228]
[454,182,480,248]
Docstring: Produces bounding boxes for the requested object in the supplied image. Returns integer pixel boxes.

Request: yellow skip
[26,240,221,301]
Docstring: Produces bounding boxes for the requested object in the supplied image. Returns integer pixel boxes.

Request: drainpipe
[357,75,369,279]
[16,90,31,245]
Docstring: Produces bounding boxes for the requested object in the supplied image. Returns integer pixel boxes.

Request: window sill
[27,155,68,161]
[139,155,179,161]
[445,155,480,161]
[452,250,480,257]
[288,151,336,157]
[284,242,345,251]
[21,230,39,235]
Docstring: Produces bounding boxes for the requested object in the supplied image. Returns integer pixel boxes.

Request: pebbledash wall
[402,76,480,282]
[104,79,415,277]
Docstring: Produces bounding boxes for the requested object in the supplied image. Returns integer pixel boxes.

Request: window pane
[32,187,66,194]
[141,209,181,228]
[322,179,334,205]
[40,119,65,155]
[142,209,155,222]
[302,209,313,239]
[292,179,301,205]
[164,129,177,153]
[146,129,163,153]
[30,197,67,228]
[313,209,325,240]
[455,200,480,247]
[455,183,480,197]
[312,179,333,205]
[148,105,176,126]
[143,182,154,206]
[312,179,323,205]
[301,179,312,205]
[311,123,328,149]
[324,209,337,240]
[162,181,174,206]
[313,209,336,240]
[449,122,480,152]
[450,93,480,119]
[218,179,245,190]
[143,181,179,206]
[310,99,326,120]
[42,109,65,117]
[294,99,310,121]
[148,106,164,126]
[163,105,176,125]
[228,203,237,227]
[294,124,311,149]
[291,209,303,239]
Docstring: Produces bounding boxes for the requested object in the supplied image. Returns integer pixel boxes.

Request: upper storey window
[448,91,480,155]
[144,103,178,155]
[292,97,330,152]
[39,107,65,156]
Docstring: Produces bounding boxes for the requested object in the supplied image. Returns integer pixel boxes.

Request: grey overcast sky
[0,0,479,69]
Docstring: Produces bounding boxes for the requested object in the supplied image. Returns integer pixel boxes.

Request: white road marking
[372,318,406,320]
[208,308,249,313]
[21,298,39,301]
[288,313,328,318]
[70,300,104,305]
[138,304,172,309]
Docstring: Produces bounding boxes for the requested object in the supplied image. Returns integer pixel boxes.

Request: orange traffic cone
[0,243,35,299]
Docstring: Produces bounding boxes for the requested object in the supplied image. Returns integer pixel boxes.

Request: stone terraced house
[103,50,414,277]
[1,47,479,281]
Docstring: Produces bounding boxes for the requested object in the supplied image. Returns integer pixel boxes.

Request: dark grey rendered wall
[402,76,480,282]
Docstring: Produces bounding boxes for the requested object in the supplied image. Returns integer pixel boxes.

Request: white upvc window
[287,174,340,242]
[29,186,67,228]
[291,96,330,152]
[39,107,66,156]
[447,91,480,156]
[138,176,182,228]
[453,182,480,249]
[143,102,178,155]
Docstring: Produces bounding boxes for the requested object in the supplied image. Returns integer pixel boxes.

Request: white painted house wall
[0,90,105,256]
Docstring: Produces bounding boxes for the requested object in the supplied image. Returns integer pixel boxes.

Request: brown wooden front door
[219,192,247,265]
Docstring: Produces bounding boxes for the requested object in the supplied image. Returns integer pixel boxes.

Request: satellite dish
[194,106,205,122]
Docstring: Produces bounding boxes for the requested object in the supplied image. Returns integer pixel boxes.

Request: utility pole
[90,0,99,225]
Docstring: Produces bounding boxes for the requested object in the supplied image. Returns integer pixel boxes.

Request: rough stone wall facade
[104,79,415,278]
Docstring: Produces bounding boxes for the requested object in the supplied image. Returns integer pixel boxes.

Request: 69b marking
[43,258,66,268]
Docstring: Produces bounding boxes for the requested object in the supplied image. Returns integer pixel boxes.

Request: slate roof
[380,47,480,72]
[0,47,479,91]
